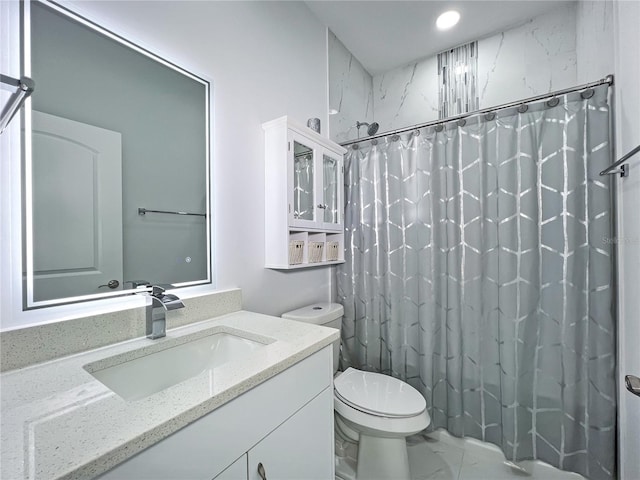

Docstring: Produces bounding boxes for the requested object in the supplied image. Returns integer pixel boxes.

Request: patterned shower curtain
[337,85,616,479]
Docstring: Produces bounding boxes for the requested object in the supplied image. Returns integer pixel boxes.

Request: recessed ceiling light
[436,10,460,31]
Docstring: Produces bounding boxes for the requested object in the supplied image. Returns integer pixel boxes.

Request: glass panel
[293,141,314,221]
[323,155,338,224]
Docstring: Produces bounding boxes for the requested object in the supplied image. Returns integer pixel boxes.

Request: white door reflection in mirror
[31,111,123,302]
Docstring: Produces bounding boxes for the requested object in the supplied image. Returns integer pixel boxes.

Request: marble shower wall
[576,0,614,83]
[372,56,440,134]
[328,30,374,143]
[373,3,578,133]
[328,2,614,142]
[477,3,578,114]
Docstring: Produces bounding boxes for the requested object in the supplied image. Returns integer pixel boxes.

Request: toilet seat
[334,368,426,418]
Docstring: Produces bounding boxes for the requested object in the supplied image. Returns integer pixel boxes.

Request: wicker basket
[308,241,324,263]
[326,241,340,261]
[288,240,304,265]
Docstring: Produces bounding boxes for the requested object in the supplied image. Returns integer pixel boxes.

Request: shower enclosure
[337,80,617,480]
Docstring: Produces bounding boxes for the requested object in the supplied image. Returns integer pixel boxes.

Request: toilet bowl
[282,303,430,480]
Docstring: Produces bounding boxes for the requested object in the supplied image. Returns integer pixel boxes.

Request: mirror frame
[22,0,212,309]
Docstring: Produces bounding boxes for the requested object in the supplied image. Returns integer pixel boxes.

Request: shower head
[356,121,380,137]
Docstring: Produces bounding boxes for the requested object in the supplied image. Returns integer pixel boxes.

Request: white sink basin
[88,332,267,401]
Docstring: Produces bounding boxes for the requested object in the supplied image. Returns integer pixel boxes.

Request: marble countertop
[0,311,339,480]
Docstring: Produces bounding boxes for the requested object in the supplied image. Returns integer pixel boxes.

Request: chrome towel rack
[138,207,206,217]
[0,74,35,134]
[600,144,640,178]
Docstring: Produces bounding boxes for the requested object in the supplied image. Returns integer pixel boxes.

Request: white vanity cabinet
[97,347,334,480]
[263,116,347,269]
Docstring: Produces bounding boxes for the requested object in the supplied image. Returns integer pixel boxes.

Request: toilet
[282,303,430,480]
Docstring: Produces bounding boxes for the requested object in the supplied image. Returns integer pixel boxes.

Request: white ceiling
[305,1,574,75]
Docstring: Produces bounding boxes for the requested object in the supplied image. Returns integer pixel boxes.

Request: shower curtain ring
[546,97,560,107]
[581,88,595,99]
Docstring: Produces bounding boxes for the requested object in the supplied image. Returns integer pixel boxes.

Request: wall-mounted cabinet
[264,116,347,269]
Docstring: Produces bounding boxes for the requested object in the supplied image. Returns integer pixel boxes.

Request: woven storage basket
[288,240,304,265]
[308,242,324,263]
[326,241,340,261]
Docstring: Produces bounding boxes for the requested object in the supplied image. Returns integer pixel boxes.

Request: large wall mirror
[23,0,211,307]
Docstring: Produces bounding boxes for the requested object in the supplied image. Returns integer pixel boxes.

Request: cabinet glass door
[293,141,315,223]
[322,154,341,229]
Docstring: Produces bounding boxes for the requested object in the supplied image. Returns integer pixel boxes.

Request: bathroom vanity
[0,311,338,479]
[98,347,333,480]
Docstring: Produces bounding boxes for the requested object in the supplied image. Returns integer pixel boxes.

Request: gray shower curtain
[337,85,616,479]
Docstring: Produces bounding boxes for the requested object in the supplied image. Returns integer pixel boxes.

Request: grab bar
[600,144,640,178]
[0,75,35,134]
[138,207,206,217]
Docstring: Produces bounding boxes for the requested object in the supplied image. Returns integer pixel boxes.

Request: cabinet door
[320,151,343,231]
[288,131,318,229]
[247,387,334,480]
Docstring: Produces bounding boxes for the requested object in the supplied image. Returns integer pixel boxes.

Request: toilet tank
[282,303,343,374]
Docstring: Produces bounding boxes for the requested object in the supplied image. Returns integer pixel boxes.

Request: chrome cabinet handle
[626,375,640,397]
[257,462,267,480]
[317,203,327,209]
[98,279,120,289]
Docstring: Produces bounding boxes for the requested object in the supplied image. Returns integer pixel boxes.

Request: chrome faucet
[145,285,185,339]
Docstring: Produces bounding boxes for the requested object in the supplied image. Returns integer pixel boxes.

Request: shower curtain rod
[339,74,614,147]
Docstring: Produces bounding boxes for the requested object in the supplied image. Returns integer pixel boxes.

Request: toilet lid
[334,368,426,418]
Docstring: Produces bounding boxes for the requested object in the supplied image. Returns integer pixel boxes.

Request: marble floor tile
[513,460,584,480]
[335,428,583,480]
[458,449,533,480]
[407,433,464,480]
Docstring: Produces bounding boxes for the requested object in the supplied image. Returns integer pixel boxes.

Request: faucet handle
[151,285,166,297]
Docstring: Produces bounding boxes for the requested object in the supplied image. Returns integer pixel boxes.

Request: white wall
[370,3,578,133]
[328,30,374,143]
[1,0,333,329]
[611,0,640,476]
[577,2,640,475]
